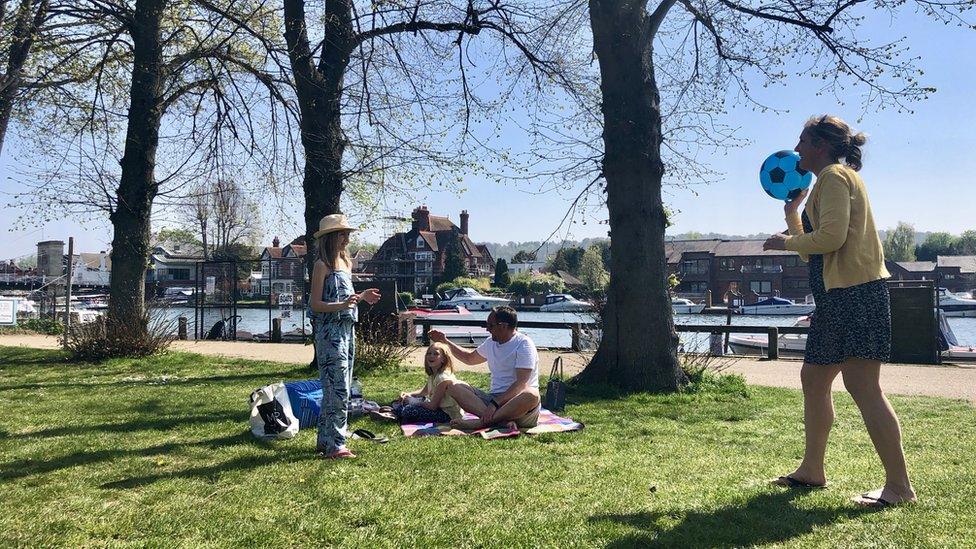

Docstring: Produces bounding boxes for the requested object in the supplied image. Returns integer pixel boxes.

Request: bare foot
[852,486,917,507]
[450,418,485,430]
[319,447,357,460]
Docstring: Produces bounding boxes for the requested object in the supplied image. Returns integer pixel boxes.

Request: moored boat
[738,296,815,316]
[672,298,706,314]
[539,294,594,313]
[407,304,472,318]
[727,314,976,362]
[937,288,976,318]
[437,287,511,311]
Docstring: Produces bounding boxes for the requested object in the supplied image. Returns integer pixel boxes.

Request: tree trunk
[107,0,166,333]
[283,0,352,370]
[283,0,351,278]
[575,0,686,392]
[0,0,47,156]
[201,218,208,260]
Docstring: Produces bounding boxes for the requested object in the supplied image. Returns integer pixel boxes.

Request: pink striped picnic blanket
[400,408,584,440]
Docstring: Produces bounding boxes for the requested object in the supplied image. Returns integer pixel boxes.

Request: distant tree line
[882,222,976,262]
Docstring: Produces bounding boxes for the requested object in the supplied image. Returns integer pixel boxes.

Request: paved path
[4,335,974,403]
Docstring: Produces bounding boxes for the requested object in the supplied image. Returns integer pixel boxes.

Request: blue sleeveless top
[314,270,357,324]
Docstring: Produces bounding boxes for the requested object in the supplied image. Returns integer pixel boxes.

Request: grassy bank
[1,346,974,547]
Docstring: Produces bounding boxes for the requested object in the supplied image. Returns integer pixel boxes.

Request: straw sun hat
[313,214,358,239]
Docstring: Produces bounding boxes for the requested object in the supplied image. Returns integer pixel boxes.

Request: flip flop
[771,475,827,489]
[852,495,894,508]
[352,428,389,444]
[367,410,397,422]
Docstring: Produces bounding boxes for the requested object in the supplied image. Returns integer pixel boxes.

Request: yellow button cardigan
[784,163,889,291]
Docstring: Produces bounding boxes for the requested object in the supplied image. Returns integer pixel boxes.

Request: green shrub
[0,317,64,335]
[397,291,415,307]
[527,274,566,295]
[507,276,531,296]
[66,312,175,361]
[435,276,492,295]
[354,317,410,373]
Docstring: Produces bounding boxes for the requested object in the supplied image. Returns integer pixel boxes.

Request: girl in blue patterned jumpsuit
[309,214,381,459]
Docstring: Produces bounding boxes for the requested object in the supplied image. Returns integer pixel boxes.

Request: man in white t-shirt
[429,306,541,429]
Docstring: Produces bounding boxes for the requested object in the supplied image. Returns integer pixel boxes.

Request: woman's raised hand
[785,188,809,215]
[344,294,361,309]
[360,288,382,305]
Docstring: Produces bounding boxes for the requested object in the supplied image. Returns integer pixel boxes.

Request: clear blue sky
[2,8,974,261]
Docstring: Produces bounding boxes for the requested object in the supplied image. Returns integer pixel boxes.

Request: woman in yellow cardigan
[763,115,916,507]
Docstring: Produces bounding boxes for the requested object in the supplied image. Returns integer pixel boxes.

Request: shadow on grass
[100,448,316,490]
[0,431,262,482]
[591,491,869,548]
[0,346,69,366]
[0,369,306,392]
[7,411,244,439]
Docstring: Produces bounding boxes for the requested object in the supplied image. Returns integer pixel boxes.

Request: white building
[70,252,111,286]
[508,261,547,275]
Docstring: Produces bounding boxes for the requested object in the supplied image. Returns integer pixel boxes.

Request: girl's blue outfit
[311,270,357,453]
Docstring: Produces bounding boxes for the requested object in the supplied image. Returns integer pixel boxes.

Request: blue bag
[284,380,323,429]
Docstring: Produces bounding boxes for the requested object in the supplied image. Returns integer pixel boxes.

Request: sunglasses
[485,321,508,329]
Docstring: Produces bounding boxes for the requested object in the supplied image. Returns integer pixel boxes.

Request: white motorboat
[539,294,594,313]
[407,304,472,318]
[937,288,976,318]
[738,296,815,316]
[727,315,976,362]
[70,308,103,324]
[0,296,38,317]
[672,298,705,315]
[437,287,511,311]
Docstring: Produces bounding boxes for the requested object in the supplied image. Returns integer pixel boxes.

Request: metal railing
[414,317,807,358]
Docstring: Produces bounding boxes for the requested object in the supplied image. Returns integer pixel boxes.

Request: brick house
[665,239,809,303]
[364,206,494,294]
[147,245,204,290]
[257,236,306,297]
[886,256,976,293]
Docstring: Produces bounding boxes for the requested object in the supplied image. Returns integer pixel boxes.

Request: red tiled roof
[419,231,439,252]
[428,215,456,232]
[556,270,584,286]
[262,247,282,259]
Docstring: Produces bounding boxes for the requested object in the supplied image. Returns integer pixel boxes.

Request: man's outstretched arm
[428,330,486,365]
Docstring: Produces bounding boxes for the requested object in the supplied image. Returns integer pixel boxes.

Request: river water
[159,306,976,349]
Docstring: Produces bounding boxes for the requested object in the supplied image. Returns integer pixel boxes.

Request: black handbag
[542,356,567,412]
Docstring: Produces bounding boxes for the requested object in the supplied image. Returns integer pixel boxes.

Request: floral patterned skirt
[805,274,891,365]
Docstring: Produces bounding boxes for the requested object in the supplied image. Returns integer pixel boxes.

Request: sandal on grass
[352,428,389,444]
[770,475,827,489]
[367,410,397,422]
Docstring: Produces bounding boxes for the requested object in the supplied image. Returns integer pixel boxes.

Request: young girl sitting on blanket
[392,343,464,424]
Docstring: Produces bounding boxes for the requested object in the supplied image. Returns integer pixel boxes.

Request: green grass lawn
[2,346,975,547]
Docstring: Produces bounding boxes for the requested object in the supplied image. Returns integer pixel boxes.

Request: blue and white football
[759,150,812,201]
